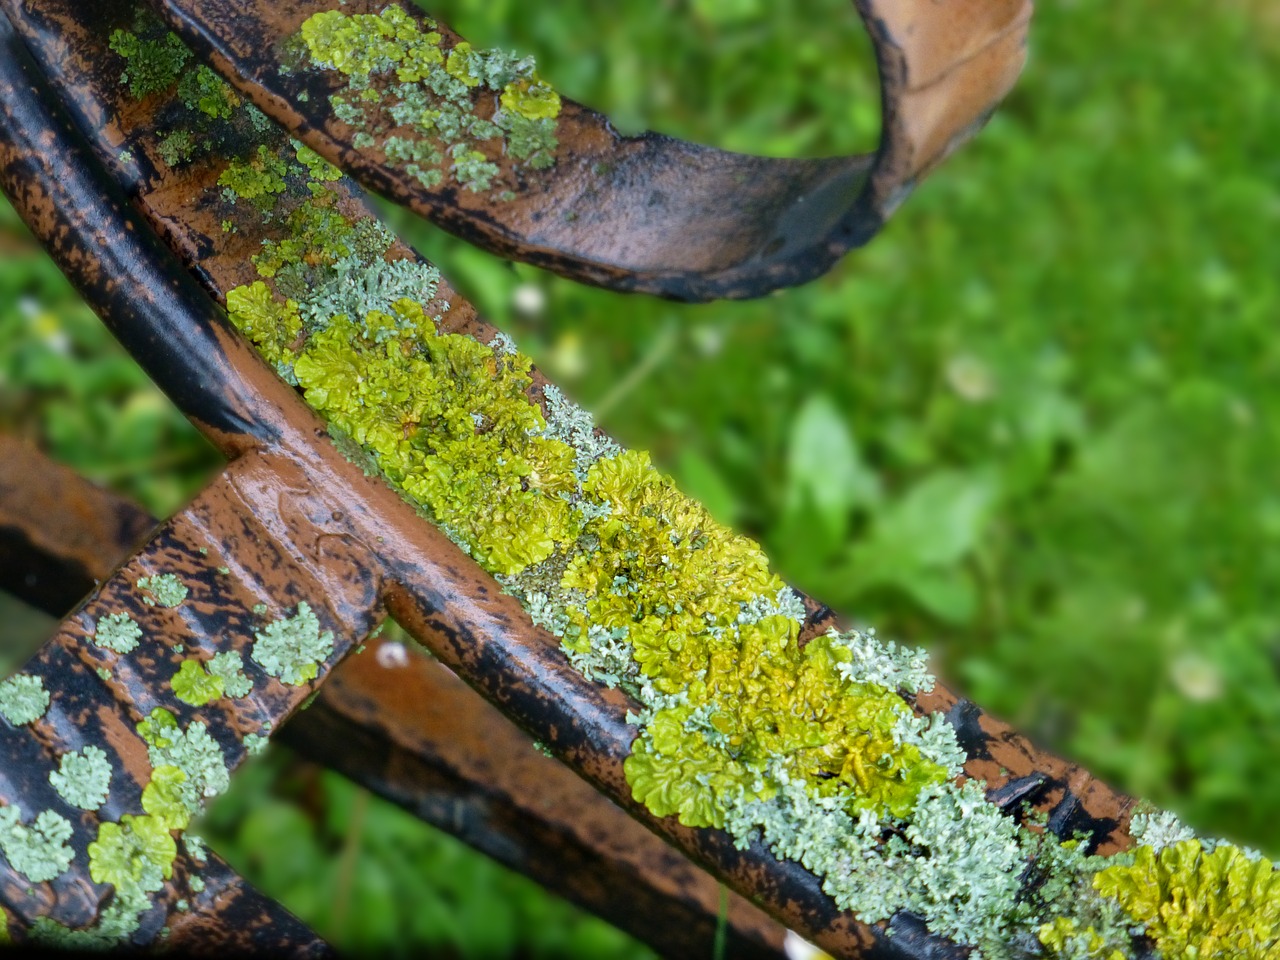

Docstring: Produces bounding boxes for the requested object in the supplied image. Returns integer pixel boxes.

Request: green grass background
[2,0,1278,953]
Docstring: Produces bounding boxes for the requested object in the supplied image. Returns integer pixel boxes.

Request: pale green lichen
[297,6,561,195]
[251,601,334,685]
[208,651,253,699]
[138,708,230,816]
[243,733,269,756]
[0,674,49,725]
[93,612,143,654]
[29,898,143,950]
[0,806,74,883]
[136,573,188,608]
[183,834,207,865]
[1128,808,1197,853]
[49,745,112,811]
[171,659,225,707]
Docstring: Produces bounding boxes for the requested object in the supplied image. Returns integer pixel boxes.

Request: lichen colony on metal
[2,4,1275,957]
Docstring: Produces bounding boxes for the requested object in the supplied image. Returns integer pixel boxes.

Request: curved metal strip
[147,0,1031,301]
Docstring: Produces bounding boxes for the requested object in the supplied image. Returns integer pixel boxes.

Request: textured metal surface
[0,0,1155,956]
[150,0,1031,301]
[0,467,342,950]
[0,437,789,959]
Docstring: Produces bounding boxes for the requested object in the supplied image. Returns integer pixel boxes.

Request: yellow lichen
[1093,841,1280,958]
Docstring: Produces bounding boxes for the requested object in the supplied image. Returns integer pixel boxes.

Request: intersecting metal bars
[0,0,1152,956]
[0,436,789,959]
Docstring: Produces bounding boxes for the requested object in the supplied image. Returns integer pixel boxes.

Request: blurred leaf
[868,470,997,570]
[784,392,879,541]
[676,448,740,525]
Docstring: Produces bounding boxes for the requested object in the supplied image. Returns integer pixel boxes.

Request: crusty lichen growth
[49,745,112,811]
[92,612,142,654]
[0,674,49,725]
[297,6,561,193]
[136,573,188,607]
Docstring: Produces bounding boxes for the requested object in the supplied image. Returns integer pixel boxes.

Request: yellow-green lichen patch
[141,766,192,832]
[1037,918,1128,959]
[87,814,177,901]
[138,708,230,816]
[217,144,291,208]
[92,612,143,654]
[136,573,188,608]
[49,745,112,811]
[0,806,74,883]
[170,659,225,707]
[1093,840,1280,958]
[297,6,561,193]
[225,281,303,380]
[250,601,334,685]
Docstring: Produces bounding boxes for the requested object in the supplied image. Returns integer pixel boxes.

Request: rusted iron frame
[0,17,894,955]
[0,434,789,959]
[154,0,1032,301]
[0,4,1142,957]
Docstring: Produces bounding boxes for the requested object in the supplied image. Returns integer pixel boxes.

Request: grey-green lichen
[136,573,188,608]
[138,708,230,815]
[251,601,334,686]
[297,6,562,195]
[208,651,253,699]
[0,674,49,725]
[49,745,112,811]
[92,612,143,654]
[0,806,74,883]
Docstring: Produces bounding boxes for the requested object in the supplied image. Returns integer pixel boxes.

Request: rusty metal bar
[0,436,159,615]
[0,434,789,959]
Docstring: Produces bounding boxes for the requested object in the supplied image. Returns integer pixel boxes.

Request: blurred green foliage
[2,0,1279,952]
